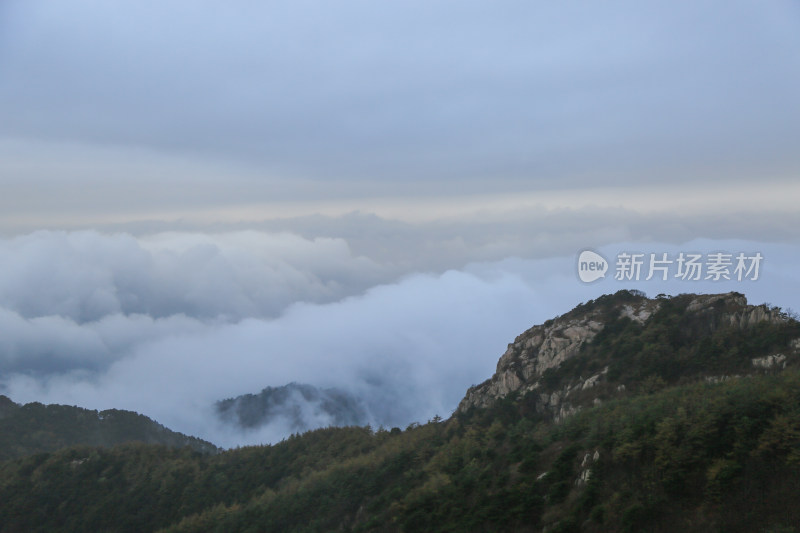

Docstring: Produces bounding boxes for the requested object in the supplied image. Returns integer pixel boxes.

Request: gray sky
[1,0,799,226]
[1,1,799,445]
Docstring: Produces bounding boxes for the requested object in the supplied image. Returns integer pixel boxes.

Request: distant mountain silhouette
[216,382,370,432]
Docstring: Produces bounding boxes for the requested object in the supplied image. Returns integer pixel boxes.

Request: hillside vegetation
[0,398,218,461]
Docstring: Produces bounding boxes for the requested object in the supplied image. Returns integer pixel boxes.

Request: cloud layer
[0,230,386,324]
[1,253,549,447]
[0,230,798,447]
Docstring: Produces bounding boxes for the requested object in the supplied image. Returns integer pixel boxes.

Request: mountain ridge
[458,290,797,420]
[0,396,218,460]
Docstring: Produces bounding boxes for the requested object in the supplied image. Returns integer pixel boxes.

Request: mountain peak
[457,290,797,418]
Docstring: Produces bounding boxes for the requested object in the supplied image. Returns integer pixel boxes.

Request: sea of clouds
[0,229,797,447]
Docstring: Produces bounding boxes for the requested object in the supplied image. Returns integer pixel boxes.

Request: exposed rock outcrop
[752,354,787,370]
[576,450,600,486]
[458,292,656,414]
[459,318,605,411]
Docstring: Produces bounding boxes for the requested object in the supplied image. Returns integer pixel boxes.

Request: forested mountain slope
[0,397,218,461]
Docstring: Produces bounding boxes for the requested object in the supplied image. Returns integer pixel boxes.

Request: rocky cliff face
[456,291,795,418]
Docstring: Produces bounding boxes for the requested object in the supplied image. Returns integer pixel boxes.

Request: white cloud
[1,233,797,448]
[1,266,551,447]
[0,229,387,326]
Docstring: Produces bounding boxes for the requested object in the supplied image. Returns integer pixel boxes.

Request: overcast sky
[2,0,799,225]
[1,1,799,445]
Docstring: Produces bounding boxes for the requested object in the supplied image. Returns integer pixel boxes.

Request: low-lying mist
[0,230,797,447]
